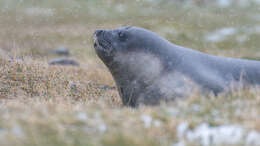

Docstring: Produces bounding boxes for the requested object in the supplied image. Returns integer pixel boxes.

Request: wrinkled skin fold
[94,26,260,107]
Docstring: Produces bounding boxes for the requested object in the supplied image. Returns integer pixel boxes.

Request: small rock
[54,46,70,56]
[48,58,79,66]
[99,85,116,91]
[70,83,77,90]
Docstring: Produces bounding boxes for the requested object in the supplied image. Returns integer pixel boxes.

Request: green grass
[0,0,260,145]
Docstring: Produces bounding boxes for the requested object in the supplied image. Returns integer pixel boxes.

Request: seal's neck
[106,52,167,106]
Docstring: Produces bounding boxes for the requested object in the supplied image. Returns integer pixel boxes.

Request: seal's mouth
[93,34,99,48]
[93,30,113,55]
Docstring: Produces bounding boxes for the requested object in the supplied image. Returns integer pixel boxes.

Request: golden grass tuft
[0,56,120,105]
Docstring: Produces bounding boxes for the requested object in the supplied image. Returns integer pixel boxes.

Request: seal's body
[94,26,260,107]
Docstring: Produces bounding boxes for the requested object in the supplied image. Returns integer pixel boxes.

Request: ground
[0,0,260,145]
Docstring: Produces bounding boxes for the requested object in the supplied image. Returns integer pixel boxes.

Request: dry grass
[0,56,119,104]
[0,0,260,145]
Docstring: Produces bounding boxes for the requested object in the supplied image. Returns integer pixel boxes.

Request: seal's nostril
[95,30,104,36]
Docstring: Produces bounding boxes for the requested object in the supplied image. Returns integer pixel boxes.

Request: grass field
[0,0,260,145]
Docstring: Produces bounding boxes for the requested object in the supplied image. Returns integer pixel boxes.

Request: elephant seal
[93,26,260,107]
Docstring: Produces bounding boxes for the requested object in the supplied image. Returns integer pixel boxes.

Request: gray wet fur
[94,26,260,107]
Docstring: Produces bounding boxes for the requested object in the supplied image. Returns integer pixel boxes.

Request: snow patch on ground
[140,114,162,128]
[217,0,233,8]
[76,112,88,121]
[254,0,260,4]
[0,128,7,141]
[205,27,237,42]
[140,114,153,128]
[25,8,55,16]
[175,122,260,146]
[11,125,24,138]
[246,131,260,145]
[115,4,126,13]
[216,0,260,8]
[98,123,107,133]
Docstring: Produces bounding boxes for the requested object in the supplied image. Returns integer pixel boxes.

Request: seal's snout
[94,29,104,37]
[93,29,113,55]
[93,29,104,49]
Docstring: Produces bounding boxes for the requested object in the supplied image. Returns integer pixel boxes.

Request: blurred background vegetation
[0,0,260,59]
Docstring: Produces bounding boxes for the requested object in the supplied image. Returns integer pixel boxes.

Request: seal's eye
[118,31,126,41]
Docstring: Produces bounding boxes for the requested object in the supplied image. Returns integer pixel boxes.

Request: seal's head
[93,26,169,67]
